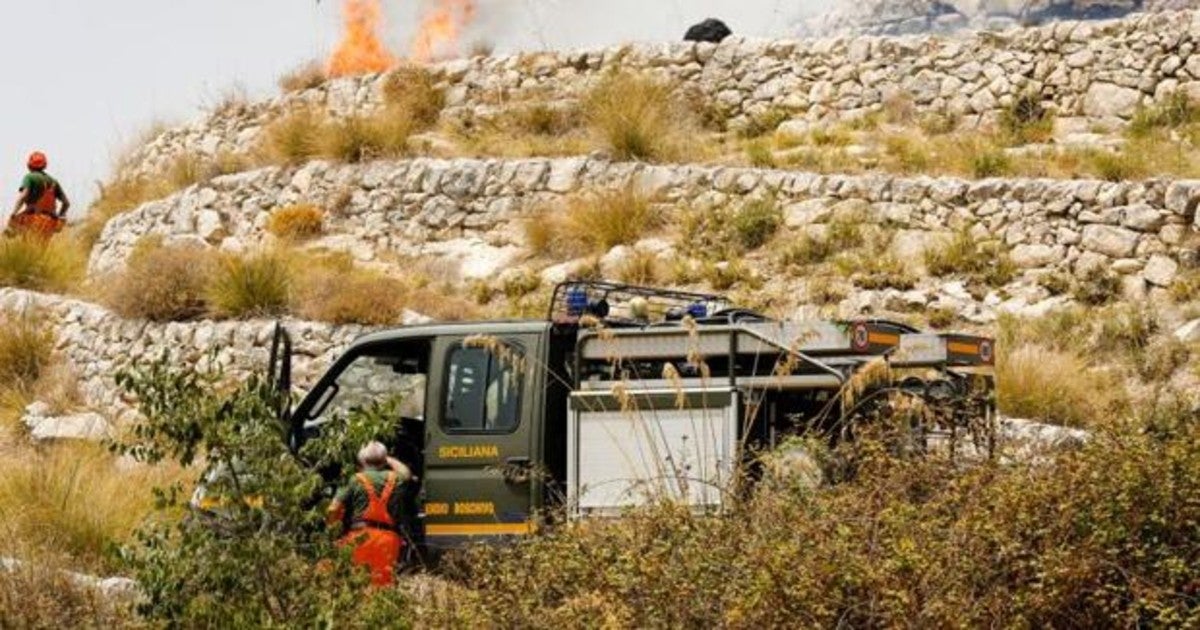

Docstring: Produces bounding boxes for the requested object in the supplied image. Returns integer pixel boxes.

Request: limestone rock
[1010,243,1063,268]
[1082,82,1142,118]
[1081,224,1139,258]
[1142,254,1179,287]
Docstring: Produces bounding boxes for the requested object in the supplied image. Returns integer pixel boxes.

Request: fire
[410,0,477,63]
[328,0,396,77]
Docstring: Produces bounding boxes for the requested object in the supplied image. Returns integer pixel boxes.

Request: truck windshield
[303,350,427,431]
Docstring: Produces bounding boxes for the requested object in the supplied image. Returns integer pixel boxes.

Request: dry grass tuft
[292,254,406,325]
[206,250,294,318]
[583,71,698,162]
[259,108,328,166]
[0,444,181,572]
[924,230,1016,288]
[463,102,589,158]
[616,249,665,285]
[320,108,415,163]
[382,65,446,129]
[103,239,215,321]
[998,93,1054,145]
[996,344,1120,427]
[267,204,325,240]
[0,316,53,393]
[278,60,327,93]
[0,234,86,293]
[0,549,138,627]
[524,187,659,259]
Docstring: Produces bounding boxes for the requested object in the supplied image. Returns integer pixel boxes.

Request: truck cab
[289,320,576,553]
[280,282,996,557]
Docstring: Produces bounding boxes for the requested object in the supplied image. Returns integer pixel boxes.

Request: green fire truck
[262,282,996,556]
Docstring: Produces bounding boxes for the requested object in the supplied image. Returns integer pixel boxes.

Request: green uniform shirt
[19,172,65,209]
[335,469,407,528]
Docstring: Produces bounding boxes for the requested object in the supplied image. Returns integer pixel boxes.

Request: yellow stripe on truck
[425,522,534,537]
[947,341,979,355]
[867,332,900,346]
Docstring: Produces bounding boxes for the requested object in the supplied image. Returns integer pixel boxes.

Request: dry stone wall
[90,156,1200,304]
[0,288,368,420]
[126,10,1200,177]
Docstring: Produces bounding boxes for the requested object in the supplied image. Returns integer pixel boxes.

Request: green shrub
[924,230,1017,288]
[1127,90,1197,138]
[731,199,783,250]
[999,92,1054,145]
[971,149,1012,178]
[1072,266,1122,305]
[1089,149,1147,182]
[781,214,868,269]
[744,140,776,168]
[114,357,414,626]
[206,251,294,318]
[437,402,1200,627]
[845,253,916,290]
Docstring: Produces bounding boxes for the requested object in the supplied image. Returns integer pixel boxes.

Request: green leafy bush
[924,230,1017,288]
[113,357,415,626]
[731,199,783,250]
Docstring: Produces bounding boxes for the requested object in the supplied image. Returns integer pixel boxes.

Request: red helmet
[27,152,47,171]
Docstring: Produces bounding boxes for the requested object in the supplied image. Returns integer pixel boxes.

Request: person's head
[357,441,389,470]
[27,152,47,172]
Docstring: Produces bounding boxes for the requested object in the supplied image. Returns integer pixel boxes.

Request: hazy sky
[0,1,824,212]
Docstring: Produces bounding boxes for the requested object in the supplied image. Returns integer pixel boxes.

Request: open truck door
[422,333,543,547]
[267,322,296,445]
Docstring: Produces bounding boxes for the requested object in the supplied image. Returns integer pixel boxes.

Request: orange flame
[410,0,477,63]
[328,0,396,77]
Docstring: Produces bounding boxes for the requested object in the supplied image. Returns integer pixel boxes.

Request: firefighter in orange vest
[326,441,413,586]
[13,152,70,218]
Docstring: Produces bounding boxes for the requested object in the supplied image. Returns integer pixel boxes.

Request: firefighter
[327,441,413,586]
[10,152,69,238]
[13,152,70,218]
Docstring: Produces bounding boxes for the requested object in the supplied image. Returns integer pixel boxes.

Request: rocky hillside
[1,8,1199,429]
[808,0,1200,36]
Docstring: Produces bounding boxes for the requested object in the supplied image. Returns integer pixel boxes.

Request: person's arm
[326,497,346,529]
[386,456,415,481]
[328,481,355,529]
[56,188,70,218]
[12,190,27,217]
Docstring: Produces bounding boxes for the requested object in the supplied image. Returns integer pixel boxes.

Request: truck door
[424,333,541,547]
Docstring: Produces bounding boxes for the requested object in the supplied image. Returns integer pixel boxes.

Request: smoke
[473,0,837,53]
[388,1,838,57]
[327,0,840,76]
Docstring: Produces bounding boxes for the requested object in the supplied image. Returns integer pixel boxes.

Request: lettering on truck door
[424,335,538,545]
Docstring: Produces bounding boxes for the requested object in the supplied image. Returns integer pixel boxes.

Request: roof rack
[548,282,732,325]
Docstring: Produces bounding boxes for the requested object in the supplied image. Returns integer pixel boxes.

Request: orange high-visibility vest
[339,472,404,586]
